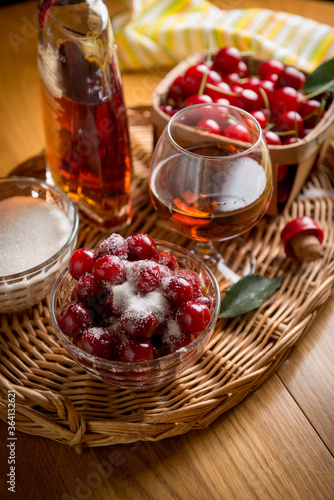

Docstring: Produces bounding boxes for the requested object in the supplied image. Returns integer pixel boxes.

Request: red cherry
[96,233,128,259]
[160,104,179,117]
[266,73,279,84]
[177,105,211,126]
[257,80,275,107]
[277,164,289,182]
[104,324,130,359]
[120,340,154,362]
[276,66,306,91]
[215,46,242,73]
[176,269,203,296]
[176,300,211,334]
[222,123,251,142]
[121,308,158,339]
[201,105,235,131]
[162,331,194,355]
[297,91,307,104]
[228,83,243,106]
[300,128,313,138]
[57,302,94,337]
[259,59,284,80]
[230,83,243,94]
[184,94,212,107]
[126,233,156,261]
[282,136,303,145]
[162,276,194,307]
[263,130,282,146]
[168,75,187,104]
[213,97,231,106]
[74,273,101,303]
[277,177,291,204]
[270,86,299,115]
[238,60,249,78]
[204,81,230,100]
[196,118,222,135]
[194,294,213,308]
[129,260,168,293]
[93,255,126,284]
[208,69,224,85]
[275,111,303,136]
[224,72,240,85]
[250,110,267,129]
[298,99,325,128]
[74,276,110,320]
[239,76,261,92]
[234,88,261,112]
[68,248,96,280]
[80,327,112,359]
[153,251,179,271]
[183,63,210,95]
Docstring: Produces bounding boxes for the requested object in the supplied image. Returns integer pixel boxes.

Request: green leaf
[303,59,334,95]
[219,274,283,318]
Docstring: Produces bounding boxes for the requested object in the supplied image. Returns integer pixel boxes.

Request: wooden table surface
[0,1,333,499]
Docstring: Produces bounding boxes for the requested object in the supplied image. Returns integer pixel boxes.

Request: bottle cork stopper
[281,216,324,262]
[290,233,322,262]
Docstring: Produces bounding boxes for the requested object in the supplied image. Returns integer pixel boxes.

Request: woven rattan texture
[1,109,334,453]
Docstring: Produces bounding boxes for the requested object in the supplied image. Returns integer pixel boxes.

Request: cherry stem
[258,87,270,112]
[276,130,297,137]
[198,72,209,96]
[264,122,275,131]
[205,82,240,97]
[198,52,212,95]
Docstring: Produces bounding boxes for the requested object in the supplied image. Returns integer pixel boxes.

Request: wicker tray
[1,108,333,453]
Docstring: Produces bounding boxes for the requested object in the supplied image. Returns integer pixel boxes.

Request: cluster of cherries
[57,233,213,363]
[162,46,327,144]
[160,47,329,205]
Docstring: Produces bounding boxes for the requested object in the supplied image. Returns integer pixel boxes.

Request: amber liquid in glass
[40,54,132,230]
[150,144,272,241]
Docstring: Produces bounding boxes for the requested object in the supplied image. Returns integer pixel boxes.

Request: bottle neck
[39,0,109,36]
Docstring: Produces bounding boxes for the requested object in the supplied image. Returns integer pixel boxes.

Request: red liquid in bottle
[41,80,132,229]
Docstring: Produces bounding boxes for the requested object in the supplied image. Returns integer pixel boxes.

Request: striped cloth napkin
[112,0,334,72]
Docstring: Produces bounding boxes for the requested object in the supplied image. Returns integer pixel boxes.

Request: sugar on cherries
[57,233,214,363]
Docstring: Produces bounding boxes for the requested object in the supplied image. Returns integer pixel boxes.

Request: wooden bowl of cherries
[151,47,334,215]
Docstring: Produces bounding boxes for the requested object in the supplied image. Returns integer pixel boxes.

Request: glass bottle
[38,0,132,230]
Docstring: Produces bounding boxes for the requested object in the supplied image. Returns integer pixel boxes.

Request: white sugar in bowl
[0,177,79,313]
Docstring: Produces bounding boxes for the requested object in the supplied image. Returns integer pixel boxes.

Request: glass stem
[193,241,218,261]
[193,241,242,283]
[192,241,224,272]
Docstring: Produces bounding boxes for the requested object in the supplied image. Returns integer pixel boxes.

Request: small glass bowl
[0,176,79,313]
[49,240,220,389]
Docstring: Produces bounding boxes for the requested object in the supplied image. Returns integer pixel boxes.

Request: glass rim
[166,103,264,160]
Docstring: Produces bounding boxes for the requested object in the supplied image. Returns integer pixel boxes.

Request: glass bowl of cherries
[49,233,220,389]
